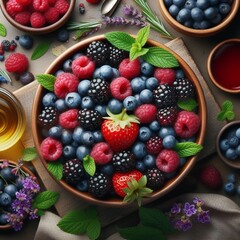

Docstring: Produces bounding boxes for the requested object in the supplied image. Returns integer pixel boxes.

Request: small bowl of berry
[32,32,206,207]
[217,121,240,169]
[0,0,76,34]
[159,0,239,37]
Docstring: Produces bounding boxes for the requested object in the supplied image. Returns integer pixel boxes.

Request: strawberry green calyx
[104,108,140,129]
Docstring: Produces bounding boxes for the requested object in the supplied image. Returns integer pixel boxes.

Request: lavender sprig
[123,5,145,21]
[102,16,147,27]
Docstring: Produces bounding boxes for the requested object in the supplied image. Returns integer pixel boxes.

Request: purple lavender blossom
[170,203,181,215]
[123,5,145,21]
[174,218,192,231]
[183,202,196,217]
[16,190,27,201]
[193,197,204,207]
[102,16,147,27]
[22,177,40,194]
[197,210,210,223]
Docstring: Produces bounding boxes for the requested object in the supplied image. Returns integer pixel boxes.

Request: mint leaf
[37,209,45,216]
[177,98,198,111]
[142,47,179,68]
[47,162,63,180]
[22,147,38,161]
[222,100,233,111]
[217,100,235,122]
[105,32,135,51]
[86,219,101,240]
[36,74,55,91]
[33,190,59,210]
[130,47,149,61]
[217,111,226,121]
[31,42,51,60]
[136,25,150,47]
[225,111,235,121]
[0,23,7,37]
[175,142,203,158]
[83,155,96,176]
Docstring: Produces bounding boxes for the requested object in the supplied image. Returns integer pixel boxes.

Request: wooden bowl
[207,38,240,93]
[0,0,76,34]
[158,0,239,37]
[32,35,207,207]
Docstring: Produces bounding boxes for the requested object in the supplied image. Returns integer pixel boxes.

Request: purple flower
[123,5,145,20]
[193,197,204,207]
[16,190,27,201]
[0,160,9,169]
[174,218,192,231]
[197,210,210,223]
[22,177,40,194]
[183,202,196,217]
[170,203,181,215]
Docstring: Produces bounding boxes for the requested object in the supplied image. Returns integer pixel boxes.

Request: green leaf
[0,23,7,37]
[36,74,55,91]
[177,98,198,111]
[222,100,233,111]
[105,32,135,51]
[225,111,235,120]
[175,142,203,158]
[83,155,96,176]
[142,47,179,68]
[22,147,38,161]
[217,111,226,121]
[217,100,235,122]
[86,218,101,240]
[47,162,63,180]
[130,47,149,61]
[33,190,59,210]
[37,209,45,216]
[136,25,150,47]
[118,226,166,240]
[31,42,51,60]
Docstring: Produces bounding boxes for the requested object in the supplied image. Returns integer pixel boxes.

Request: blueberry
[63,59,72,72]
[146,77,158,90]
[61,129,73,145]
[49,126,62,139]
[56,29,70,42]
[76,180,89,192]
[81,131,94,146]
[178,8,191,22]
[211,13,222,25]
[42,92,57,107]
[175,69,185,78]
[141,62,154,76]
[164,0,173,7]
[0,55,4,62]
[123,96,137,111]
[4,184,18,198]
[199,20,211,29]
[169,4,180,17]
[149,121,161,132]
[0,193,12,206]
[134,94,142,106]
[93,130,103,142]
[0,179,4,191]
[100,164,114,176]
[159,127,175,138]
[78,79,90,96]
[0,213,8,225]
[81,96,95,109]
[131,77,146,93]
[184,19,194,27]
[65,92,81,108]
[224,182,236,195]
[227,173,237,183]
[143,155,155,168]
[72,52,83,60]
[184,0,196,9]
[163,135,177,149]
[73,127,84,143]
[93,68,101,78]
[132,142,147,159]
[15,177,23,189]
[135,161,146,172]
[63,145,76,159]
[225,148,237,160]
[112,68,120,78]
[0,167,15,181]
[55,99,67,112]
[139,89,153,103]
[235,128,240,138]
[19,34,33,49]
[204,7,218,19]
[76,146,90,160]
[108,98,123,114]
[191,7,204,21]
[99,65,114,80]
[95,105,107,117]
[219,3,231,15]
[196,0,210,9]
[219,139,229,151]
[209,0,219,5]
[19,72,35,85]
[139,127,152,142]
[55,70,64,77]
[173,0,185,7]
[193,21,201,29]
[180,157,187,166]
[235,145,240,156]
[229,136,239,148]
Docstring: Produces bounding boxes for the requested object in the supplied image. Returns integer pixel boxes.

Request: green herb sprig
[0,23,7,37]
[217,100,235,121]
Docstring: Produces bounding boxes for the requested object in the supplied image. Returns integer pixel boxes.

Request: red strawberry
[112,170,143,197]
[134,104,157,124]
[90,142,113,165]
[110,77,132,101]
[101,108,139,153]
[119,58,141,79]
[199,165,223,190]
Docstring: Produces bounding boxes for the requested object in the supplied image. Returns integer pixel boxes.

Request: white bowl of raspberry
[0,0,76,34]
[32,34,207,207]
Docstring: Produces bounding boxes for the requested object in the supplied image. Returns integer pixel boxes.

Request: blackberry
[88,78,111,103]
[112,151,135,172]
[78,109,102,131]
[88,172,112,199]
[38,106,58,128]
[173,77,195,100]
[157,106,179,126]
[86,41,109,66]
[1,40,11,51]
[109,45,128,67]
[63,159,84,185]
[153,84,176,108]
[146,136,163,155]
[146,168,165,190]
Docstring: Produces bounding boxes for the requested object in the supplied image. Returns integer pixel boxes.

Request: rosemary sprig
[134,0,173,39]
[0,69,12,85]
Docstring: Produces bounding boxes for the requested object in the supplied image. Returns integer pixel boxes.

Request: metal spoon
[101,0,122,16]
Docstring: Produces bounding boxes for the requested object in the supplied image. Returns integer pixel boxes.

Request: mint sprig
[31,42,51,60]
[177,98,198,111]
[174,142,203,158]
[0,23,7,37]
[22,147,38,161]
[36,74,55,91]
[47,162,63,180]
[83,155,96,176]
[217,100,235,121]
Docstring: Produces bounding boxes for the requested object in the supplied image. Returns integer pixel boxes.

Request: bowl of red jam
[207,39,240,94]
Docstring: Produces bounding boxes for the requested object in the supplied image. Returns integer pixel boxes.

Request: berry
[16,0,32,6]
[30,12,46,28]
[61,129,73,145]
[154,68,176,85]
[162,135,177,149]
[78,79,90,96]
[55,99,67,112]
[174,111,200,138]
[219,3,231,15]
[40,137,62,161]
[81,96,95,109]
[79,3,85,14]
[146,136,163,155]
[156,149,180,173]
[112,151,135,172]
[0,213,8,225]
[54,0,69,15]
[123,96,137,111]
[224,182,236,195]
[131,142,147,159]
[78,109,102,131]
[227,173,237,184]
[81,131,94,146]
[157,105,179,126]
[143,154,155,168]
[65,92,81,108]
[134,104,157,124]
[109,45,128,67]
[1,40,11,51]
[199,165,223,190]
[141,62,154,76]
[72,56,95,80]
[146,168,165,190]
[19,71,34,85]
[225,148,237,160]
[76,145,90,160]
[119,58,141,79]
[76,180,88,192]
[59,109,79,129]
[146,77,158,90]
[108,98,123,114]
[86,0,101,4]
[139,89,153,103]
[110,77,132,101]
[138,126,152,142]
[0,193,12,207]
[4,184,18,198]
[14,11,31,26]
[49,125,62,139]
[54,73,79,98]
[63,159,84,184]
[131,77,146,93]
[6,0,24,18]
[98,65,114,80]
[33,0,49,12]
[44,7,60,24]
[159,126,175,138]
[90,142,113,165]
[228,136,239,148]
[38,106,58,128]
[48,0,56,5]
[18,35,33,49]
[0,167,15,181]
[5,53,28,74]
[173,77,195,100]
[56,29,70,42]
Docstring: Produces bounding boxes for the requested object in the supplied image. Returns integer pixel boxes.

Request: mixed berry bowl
[32,35,206,207]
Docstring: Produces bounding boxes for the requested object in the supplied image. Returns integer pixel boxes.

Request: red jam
[211,42,240,90]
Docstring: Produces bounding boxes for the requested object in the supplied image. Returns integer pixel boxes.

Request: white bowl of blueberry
[159,0,239,37]
[32,32,206,207]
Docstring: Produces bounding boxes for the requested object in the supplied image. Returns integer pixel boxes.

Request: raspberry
[40,137,62,161]
[30,12,46,28]
[6,0,24,17]
[48,0,56,5]
[54,0,69,15]
[14,11,31,26]
[72,56,95,80]
[90,142,113,165]
[59,109,79,129]
[134,104,157,124]
[174,111,200,139]
[86,0,101,4]
[199,165,223,190]
[44,7,60,24]
[119,58,141,79]
[156,149,180,173]
[110,77,132,101]
[33,0,49,12]
[16,0,32,6]
[5,53,28,74]
[146,136,163,155]
[157,106,179,126]
[154,68,176,85]
[54,73,79,98]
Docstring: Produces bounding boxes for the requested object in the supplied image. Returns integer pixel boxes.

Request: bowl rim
[207,38,240,94]
[0,0,76,34]
[32,34,207,207]
[216,121,240,169]
[158,0,240,37]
